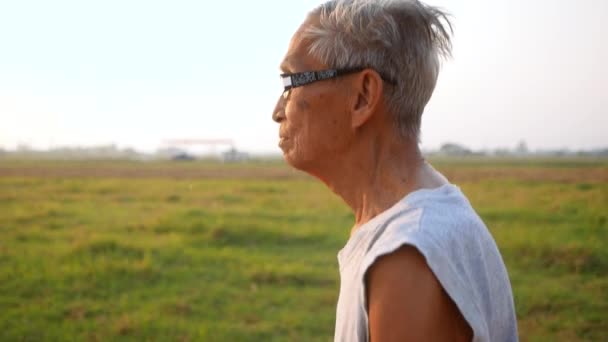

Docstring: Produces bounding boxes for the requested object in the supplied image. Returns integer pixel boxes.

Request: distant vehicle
[171,152,195,161]
[222,148,249,163]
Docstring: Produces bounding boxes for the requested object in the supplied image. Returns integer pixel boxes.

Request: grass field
[0,158,606,341]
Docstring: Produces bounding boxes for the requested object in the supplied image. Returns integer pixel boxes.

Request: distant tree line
[1,141,607,160]
[428,141,608,158]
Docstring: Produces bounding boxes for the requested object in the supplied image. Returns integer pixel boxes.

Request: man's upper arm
[365,245,473,342]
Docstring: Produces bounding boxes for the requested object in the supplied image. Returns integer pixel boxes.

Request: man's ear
[351,69,384,129]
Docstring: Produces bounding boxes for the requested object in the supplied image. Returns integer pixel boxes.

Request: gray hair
[303,0,453,142]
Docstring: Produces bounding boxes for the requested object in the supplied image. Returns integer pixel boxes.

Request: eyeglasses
[280,67,396,99]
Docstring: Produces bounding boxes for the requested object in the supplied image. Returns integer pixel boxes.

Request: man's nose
[272,96,286,123]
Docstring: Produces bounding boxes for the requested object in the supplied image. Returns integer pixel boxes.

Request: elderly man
[272,0,517,341]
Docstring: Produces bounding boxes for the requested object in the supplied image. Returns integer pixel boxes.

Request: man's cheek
[295,99,311,111]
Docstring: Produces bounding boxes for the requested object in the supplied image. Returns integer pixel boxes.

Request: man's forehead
[280,49,304,72]
[280,56,293,72]
[280,25,315,71]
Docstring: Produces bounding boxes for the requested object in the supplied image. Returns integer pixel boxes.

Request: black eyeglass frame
[280,67,396,98]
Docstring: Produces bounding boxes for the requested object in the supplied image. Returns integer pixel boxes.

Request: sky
[0,0,606,154]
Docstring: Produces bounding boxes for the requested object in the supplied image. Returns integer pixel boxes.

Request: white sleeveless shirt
[334,184,518,341]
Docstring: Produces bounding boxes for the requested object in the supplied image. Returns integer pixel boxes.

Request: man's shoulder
[358,184,492,271]
[362,185,516,342]
[379,185,484,243]
[410,185,488,239]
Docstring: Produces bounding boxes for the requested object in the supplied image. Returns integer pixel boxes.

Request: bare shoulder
[365,245,473,342]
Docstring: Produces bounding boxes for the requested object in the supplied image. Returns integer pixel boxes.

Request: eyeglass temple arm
[284,68,365,89]
[282,67,394,90]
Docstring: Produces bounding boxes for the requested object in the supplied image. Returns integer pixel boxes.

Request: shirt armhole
[359,230,489,341]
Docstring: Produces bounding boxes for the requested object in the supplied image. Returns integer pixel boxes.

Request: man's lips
[278,136,289,147]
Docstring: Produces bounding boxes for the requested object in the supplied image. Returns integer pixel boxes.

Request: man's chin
[282,151,300,168]
[283,150,312,172]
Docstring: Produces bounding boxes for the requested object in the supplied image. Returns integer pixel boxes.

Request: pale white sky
[0,0,606,153]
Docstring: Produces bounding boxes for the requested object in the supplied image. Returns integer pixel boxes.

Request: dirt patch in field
[0,164,310,180]
[437,166,608,184]
[0,162,606,183]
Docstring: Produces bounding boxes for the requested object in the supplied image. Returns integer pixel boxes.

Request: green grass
[0,159,606,341]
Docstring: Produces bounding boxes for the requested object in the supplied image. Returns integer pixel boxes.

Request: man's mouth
[279,136,289,147]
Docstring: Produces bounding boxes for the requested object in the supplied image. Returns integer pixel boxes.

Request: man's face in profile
[273,21,355,172]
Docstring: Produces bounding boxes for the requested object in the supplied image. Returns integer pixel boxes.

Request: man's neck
[312,134,445,236]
